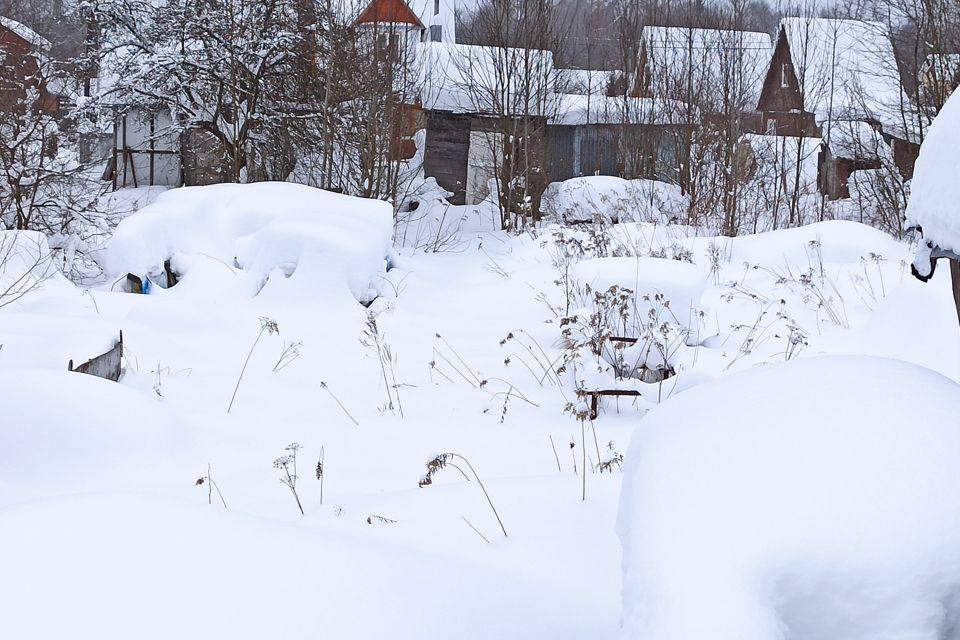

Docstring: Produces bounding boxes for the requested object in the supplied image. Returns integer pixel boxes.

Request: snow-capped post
[905,87,960,326]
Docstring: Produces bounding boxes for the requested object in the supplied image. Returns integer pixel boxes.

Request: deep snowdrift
[104,182,394,304]
[618,355,960,640]
[0,369,190,505]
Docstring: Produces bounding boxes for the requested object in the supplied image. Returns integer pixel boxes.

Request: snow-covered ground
[2,181,959,638]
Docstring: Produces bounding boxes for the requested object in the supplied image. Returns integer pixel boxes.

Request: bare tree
[90,0,323,183]
[451,0,568,231]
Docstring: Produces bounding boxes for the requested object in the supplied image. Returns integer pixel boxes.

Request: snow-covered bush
[561,257,706,389]
[618,355,960,640]
[542,177,688,226]
[104,182,394,305]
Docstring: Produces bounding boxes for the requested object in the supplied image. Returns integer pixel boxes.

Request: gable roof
[639,26,773,109]
[354,0,425,28]
[0,16,51,54]
[418,42,556,115]
[778,18,902,126]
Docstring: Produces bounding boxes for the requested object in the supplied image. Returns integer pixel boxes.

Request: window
[781,63,792,88]
[430,25,442,41]
[435,0,440,15]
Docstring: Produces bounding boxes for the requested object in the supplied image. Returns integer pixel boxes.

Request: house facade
[0,17,58,114]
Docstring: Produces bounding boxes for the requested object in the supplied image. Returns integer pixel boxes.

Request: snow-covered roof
[825,119,885,160]
[780,18,903,127]
[553,94,693,127]
[905,87,960,259]
[640,26,772,108]
[418,42,556,116]
[0,16,51,54]
[355,0,425,28]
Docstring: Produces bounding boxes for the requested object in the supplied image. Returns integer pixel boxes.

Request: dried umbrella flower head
[419,453,452,487]
[416,452,507,537]
[259,317,279,335]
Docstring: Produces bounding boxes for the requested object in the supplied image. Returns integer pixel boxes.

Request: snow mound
[104,182,394,304]
[542,177,687,224]
[573,257,705,331]
[618,356,960,640]
[0,369,188,505]
[0,493,599,640]
[905,88,960,256]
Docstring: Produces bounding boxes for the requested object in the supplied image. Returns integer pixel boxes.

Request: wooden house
[756,18,918,198]
[0,17,58,114]
[418,42,554,205]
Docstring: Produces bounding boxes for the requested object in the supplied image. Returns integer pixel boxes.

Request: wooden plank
[68,332,124,382]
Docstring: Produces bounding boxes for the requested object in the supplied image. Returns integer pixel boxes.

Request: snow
[781,18,903,126]
[542,176,688,224]
[0,231,63,304]
[905,87,960,261]
[573,257,705,331]
[554,94,692,126]
[641,26,772,107]
[618,355,960,640]
[827,119,885,160]
[104,182,395,304]
[0,369,190,505]
[4,177,960,639]
[418,42,556,115]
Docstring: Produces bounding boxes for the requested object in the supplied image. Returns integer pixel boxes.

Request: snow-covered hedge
[105,182,394,304]
[618,356,960,640]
